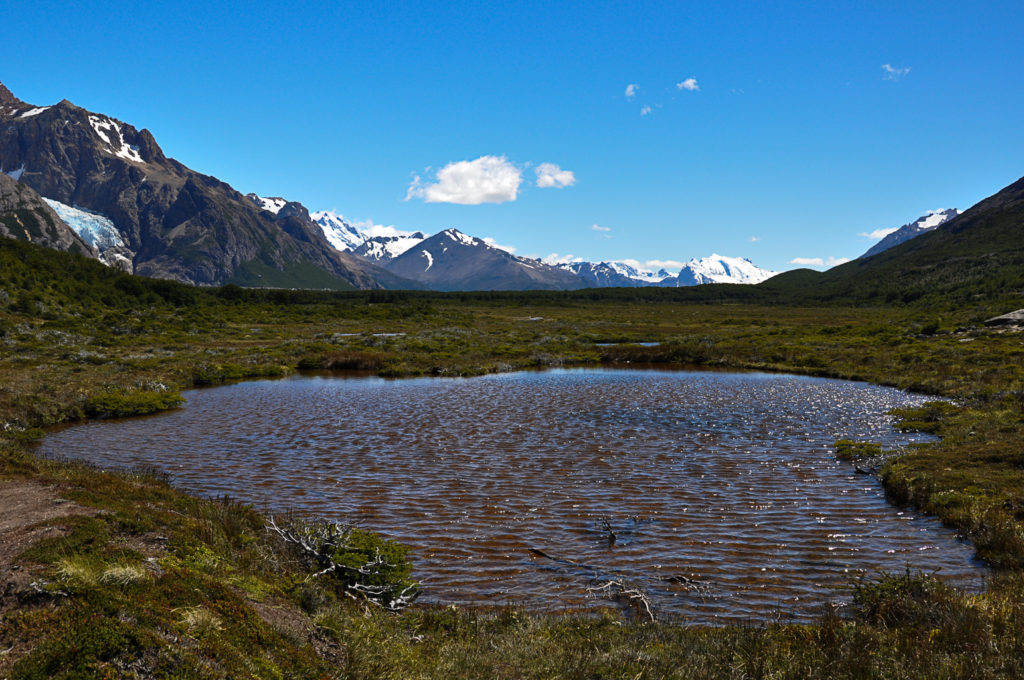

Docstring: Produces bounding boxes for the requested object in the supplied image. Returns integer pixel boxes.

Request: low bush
[84,389,184,418]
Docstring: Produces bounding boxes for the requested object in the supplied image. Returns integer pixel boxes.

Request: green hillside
[765,175,1024,312]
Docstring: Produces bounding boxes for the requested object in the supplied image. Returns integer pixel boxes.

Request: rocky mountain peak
[0,82,25,107]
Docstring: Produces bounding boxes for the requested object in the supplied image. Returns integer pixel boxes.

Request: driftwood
[586,579,656,623]
[529,547,660,622]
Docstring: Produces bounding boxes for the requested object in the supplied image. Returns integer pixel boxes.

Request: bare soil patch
[0,479,97,597]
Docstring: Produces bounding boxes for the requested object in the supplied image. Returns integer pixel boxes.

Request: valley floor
[2,291,1024,678]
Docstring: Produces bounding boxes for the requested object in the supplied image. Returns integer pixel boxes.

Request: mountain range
[0,82,407,291]
[0,81,992,294]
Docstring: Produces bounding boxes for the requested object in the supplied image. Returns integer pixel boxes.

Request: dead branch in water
[586,579,656,623]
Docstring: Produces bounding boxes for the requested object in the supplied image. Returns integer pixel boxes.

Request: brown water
[38,368,984,622]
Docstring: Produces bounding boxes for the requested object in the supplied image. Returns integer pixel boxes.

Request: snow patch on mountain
[18,106,50,118]
[919,209,959,229]
[247,194,288,215]
[87,115,144,163]
[443,228,478,247]
[42,198,134,270]
[606,261,675,284]
[3,164,26,181]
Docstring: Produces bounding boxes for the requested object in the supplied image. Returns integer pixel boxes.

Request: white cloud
[591,224,611,232]
[406,155,522,204]
[625,83,639,99]
[542,253,583,265]
[859,227,899,240]
[344,219,418,239]
[640,105,652,116]
[749,236,760,242]
[882,63,911,81]
[482,236,517,254]
[535,162,576,189]
[676,78,699,91]
[789,256,851,268]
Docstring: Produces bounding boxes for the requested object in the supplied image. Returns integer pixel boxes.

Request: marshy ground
[2,243,1024,677]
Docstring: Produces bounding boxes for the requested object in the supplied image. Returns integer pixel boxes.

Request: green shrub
[889,400,959,434]
[85,390,184,418]
[835,440,883,462]
[268,517,418,611]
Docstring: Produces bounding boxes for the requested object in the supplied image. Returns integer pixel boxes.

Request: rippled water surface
[39,368,984,622]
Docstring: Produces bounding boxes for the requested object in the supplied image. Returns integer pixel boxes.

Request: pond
[38,368,985,622]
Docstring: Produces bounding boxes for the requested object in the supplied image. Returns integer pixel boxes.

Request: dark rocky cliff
[0,82,394,289]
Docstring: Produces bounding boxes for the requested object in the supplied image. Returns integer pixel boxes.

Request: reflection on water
[38,368,984,622]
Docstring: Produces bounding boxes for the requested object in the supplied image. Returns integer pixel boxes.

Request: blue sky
[5,1,1024,272]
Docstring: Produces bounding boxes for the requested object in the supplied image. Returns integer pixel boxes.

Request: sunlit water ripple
[38,368,985,623]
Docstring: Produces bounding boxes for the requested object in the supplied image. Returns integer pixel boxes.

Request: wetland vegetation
[2,237,1024,677]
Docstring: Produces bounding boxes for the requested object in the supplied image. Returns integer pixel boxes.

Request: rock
[984,309,1024,328]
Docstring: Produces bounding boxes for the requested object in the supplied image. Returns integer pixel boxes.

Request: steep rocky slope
[0,82,394,289]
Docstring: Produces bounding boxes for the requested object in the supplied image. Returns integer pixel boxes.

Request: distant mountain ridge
[381,228,584,291]
[556,255,777,288]
[0,80,788,292]
[559,260,673,287]
[862,209,961,258]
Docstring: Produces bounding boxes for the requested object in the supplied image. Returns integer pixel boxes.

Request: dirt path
[0,479,96,586]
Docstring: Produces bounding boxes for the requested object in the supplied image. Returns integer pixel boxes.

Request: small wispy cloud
[676,77,699,91]
[859,227,899,240]
[350,219,418,239]
[591,224,611,233]
[625,83,639,99]
[882,63,911,81]
[535,162,576,189]
[749,236,760,243]
[789,256,851,268]
[407,155,522,204]
[482,236,517,254]
[640,105,652,116]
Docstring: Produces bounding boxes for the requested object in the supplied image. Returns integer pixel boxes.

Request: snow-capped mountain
[673,254,777,286]
[558,261,675,287]
[861,209,961,258]
[310,211,366,252]
[41,198,134,270]
[308,210,427,262]
[382,228,583,291]
[351,232,427,263]
[0,80,397,289]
